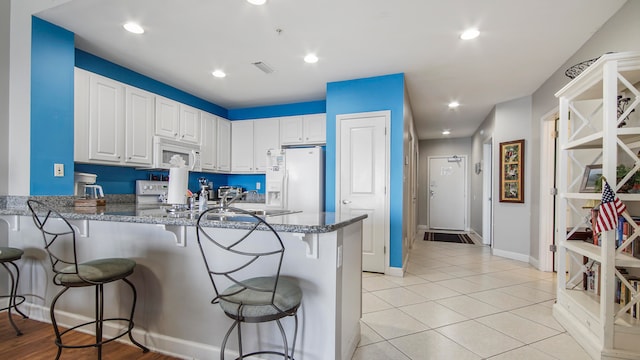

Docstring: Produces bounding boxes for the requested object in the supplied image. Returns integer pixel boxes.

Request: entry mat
[424,232,474,244]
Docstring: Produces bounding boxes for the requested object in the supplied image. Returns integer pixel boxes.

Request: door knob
[342,200,352,204]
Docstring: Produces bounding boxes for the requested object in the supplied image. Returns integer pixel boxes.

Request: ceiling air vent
[252,61,275,74]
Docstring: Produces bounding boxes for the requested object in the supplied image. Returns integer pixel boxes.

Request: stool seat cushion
[55,258,136,287]
[219,276,302,322]
[0,247,24,262]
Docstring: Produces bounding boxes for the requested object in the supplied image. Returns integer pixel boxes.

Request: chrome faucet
[220,190,258,208]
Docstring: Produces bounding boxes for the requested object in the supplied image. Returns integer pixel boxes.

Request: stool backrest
[195,207,285,306]
[27,200,80,285]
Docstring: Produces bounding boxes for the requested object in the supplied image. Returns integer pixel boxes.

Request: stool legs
[50,278,149,360]
[1,261,28,336]
[219,315,298,360]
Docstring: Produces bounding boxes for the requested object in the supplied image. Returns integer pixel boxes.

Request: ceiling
[36,0,627,140]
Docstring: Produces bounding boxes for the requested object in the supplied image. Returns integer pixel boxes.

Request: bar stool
[196,207,302,360]
[27,200,149,360]
[0,246,28,336]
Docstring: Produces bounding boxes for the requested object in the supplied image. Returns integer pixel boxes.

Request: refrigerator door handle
[283,170,289,209]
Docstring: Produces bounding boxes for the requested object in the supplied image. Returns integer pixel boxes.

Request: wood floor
[0,313,179,359]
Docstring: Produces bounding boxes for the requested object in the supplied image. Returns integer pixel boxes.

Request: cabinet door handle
[342,200,351,204]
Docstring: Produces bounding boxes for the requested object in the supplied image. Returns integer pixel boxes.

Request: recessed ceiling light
[211,70,226,78]
[448,101,460,109]
[123,22,144,34]
[442,129,451,135]
[460,28,479,40]
[304,54,319,64]
[247,0,267,5]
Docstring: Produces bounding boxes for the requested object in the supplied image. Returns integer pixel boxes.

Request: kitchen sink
[209,208,301,217]
[159,207,301,221]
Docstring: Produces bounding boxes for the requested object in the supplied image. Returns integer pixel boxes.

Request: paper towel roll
[167,167,188,204]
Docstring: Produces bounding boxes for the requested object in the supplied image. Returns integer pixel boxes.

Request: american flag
[594,180,626,234]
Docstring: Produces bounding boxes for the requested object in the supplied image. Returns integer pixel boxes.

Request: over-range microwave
[152,136,202,171]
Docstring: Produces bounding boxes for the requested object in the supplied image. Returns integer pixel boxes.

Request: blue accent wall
[325,73,405,268]
[228,100,326,120]
[75,163,229,195]
[30,17,75,195]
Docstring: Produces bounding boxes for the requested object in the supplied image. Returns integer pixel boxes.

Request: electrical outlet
[54,163,64,177]
[256,182,261,190]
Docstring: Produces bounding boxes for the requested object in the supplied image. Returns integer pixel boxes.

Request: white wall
[529,0,640,263]
[492,96,532,261]
[417,137,472,228]
[470,108,495,235]
[0,0,10,195]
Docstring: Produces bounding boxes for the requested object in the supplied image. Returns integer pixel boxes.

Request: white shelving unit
[554,52,640,360]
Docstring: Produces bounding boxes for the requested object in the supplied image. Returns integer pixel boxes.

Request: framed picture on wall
[499,139,524,203]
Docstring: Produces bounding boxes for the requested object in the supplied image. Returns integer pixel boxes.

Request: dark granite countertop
[0,196,367,234]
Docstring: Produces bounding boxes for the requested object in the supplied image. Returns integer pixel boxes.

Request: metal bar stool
[27,200,149,360]
[196,206,302,359]
[0,246,28,336]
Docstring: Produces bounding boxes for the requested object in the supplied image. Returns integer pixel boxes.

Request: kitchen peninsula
[0,197,365,360]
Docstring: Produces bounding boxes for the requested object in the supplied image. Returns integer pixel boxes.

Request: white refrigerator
[265,147,324,213]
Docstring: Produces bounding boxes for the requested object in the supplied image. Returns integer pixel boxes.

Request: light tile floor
[353,233,591,360]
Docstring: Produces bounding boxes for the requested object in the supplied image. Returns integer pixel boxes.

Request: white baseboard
[529,256,541,270]
[22,303,220,359]
[491,248,530,263]
[386,266,404,277]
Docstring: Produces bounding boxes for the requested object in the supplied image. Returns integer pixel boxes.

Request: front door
[337,112,388,273]
[429,156,467,230]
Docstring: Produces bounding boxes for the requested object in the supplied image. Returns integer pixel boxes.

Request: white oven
[152,136,202,171]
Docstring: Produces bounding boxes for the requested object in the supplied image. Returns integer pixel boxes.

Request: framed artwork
[499,139,524,203]
[579,164,602,192]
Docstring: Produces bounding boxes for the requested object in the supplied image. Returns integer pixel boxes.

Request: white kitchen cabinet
[303,113,326,144]
[154,96,180,140]
[179,104,201,144]
[154,96,201,145]
[280,114,326,145]
[216,117,231,172]
[280,116,304,145]
[124,86,154,165]
[200,112,218,171]
[253,118,280,171]
[88,71,124,163]
[231,120,255,172]
[74,68,153,167]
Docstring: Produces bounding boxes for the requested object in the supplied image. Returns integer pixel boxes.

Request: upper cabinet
[231,120,255,172]
[280,114,326,145]
[200,112,218,171]
[155,96,201,144]
[230,119,280,173]
[253,118,280,172]
[216,118,232,172]
[124,86,155,165]
[74,68,153,167]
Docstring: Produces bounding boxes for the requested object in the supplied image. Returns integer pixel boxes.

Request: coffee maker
[74,172,103,198]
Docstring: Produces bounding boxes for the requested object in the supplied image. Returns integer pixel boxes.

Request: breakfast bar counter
[0,197,365,360]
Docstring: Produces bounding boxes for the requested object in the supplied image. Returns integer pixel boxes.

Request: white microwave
[152,136,202,171]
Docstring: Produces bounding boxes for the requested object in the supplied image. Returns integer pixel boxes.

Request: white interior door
[338,112,388,273]
[428,156,467,230]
